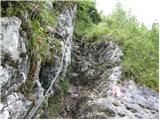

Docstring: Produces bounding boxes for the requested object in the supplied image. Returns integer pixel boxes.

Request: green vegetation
[36,78,70,118]
[48,94,61,117]
[74,1,159,91]
[59,79,70,95]
[74,0,101,37]
[105,3,159,91]
[47,78,70,117]
[1,1,58,94]
[74,1,110,44]
[1,1,57,58]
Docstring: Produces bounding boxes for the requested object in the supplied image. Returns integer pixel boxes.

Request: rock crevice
[0,3,77,119]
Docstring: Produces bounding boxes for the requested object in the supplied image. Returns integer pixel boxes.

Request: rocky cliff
[0,1,159,119]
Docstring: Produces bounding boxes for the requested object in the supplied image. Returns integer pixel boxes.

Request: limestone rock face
[0,93,32,119]
[73,41,159,119]
[0,3,77,119]
[0,17,32,119]
[0,16,29,93]
[0,2,159,119]
[61,39,159,119]
[0,17,22,61]
[72,41,123,86]
[76,80,159,119]
[40,5,77,90]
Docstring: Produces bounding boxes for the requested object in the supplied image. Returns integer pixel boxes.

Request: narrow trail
[56,38,159,119]
[57,38,92,118]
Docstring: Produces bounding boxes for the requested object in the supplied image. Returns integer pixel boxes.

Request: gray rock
[1,2,158,119]
[40,5,77,89]
[72,41,123,86]
[98,41,123,65]
[0,66,10,90]
[0,17,21,61]
[77,80,159,119]
[68,35,159,119]
[0,16,32,119]
[0,3,77,119]
[0,16,29,94]
[0,93,32,119]
[45,0,53,10]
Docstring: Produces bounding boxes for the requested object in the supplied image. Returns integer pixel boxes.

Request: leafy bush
[74,1,158,91]
[105,3,159,91]
[74,0,101,37]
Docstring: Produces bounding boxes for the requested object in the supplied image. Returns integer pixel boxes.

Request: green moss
[48,94,61,117]
[2,1,57,60]
[18,54,39,95]
[59,79,70,95]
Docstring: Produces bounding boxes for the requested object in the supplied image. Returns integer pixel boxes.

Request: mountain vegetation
[74,1,159,91]
[0,0,159,119]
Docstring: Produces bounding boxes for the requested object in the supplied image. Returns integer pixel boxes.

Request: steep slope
[56,36,159,119]
[0,1,76,119]
[0,1,159,119]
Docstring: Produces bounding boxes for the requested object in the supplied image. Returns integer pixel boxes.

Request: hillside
[0,1,159,119]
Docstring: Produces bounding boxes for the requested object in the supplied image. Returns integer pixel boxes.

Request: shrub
[74,0,101,37]
[105,3,159,91]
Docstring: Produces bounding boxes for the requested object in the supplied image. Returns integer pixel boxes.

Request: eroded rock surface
[0,3,76,119]
[0,93,32,119]
[0,16,37,119]
[58,39,159,119]
[0,1,159,119]
[76,80,159,119]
